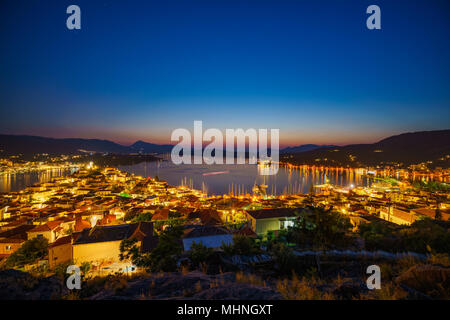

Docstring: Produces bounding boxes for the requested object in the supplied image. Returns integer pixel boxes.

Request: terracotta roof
[152,209,169,220]
[128,222,154,241]
[140,236,159,253]
[36,220,64,231]
[188,209,222,226]
[3,218,28,228]
[391,208,417,223]
[0,224,35,240]
[73,222,154,245]
[49,233,81,248]
[173,207,194,215]
[0,238,25,243]
[233,227,257,238]
[74,219,91,232]
[183,225,230,238]
[246,207,301,220]
[28,224,52,232]
[98,214,116,226]
[412,208,450,221]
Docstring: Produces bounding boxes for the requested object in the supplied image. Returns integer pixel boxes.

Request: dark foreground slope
[1,264,449,300]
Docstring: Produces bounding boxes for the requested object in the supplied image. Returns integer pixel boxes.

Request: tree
[80,262,92,276]
[220,235,261,256]
[120,227,184,272]
[270,242,297,275]
[5,237,48,268]
[131,212,153,223]
[290,206,352,249]
[360,219,450,254]
[189,242,214,268]
[120,238,146,267]
[53,260,75,280]
[358,221,396,251]
[168,211,182,219]
[149,227,183,272]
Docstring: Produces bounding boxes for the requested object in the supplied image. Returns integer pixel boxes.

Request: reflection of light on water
[117,162,449,196]
[118,162,373,196]
[257,163,279,176]
[0,167,78,193]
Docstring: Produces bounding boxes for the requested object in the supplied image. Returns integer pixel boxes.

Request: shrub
[276,273,334,300]
[188,242,214,268]
[270,243,297,275]
[220,235,261,256]
[149,227,183,272]
[131,212,153,222]
[53,260,75,281]
[5,237,48,268]
[289,206,353,249]
[235,272,266,287]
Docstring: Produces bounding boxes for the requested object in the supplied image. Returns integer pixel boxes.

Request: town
[0,159,449,299]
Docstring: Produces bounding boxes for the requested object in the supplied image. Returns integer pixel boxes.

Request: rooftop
[73,222,154,245]
[246,207,302,220]
[183,225,230,238]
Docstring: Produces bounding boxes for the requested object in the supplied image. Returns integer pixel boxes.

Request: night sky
[1,0,449,147]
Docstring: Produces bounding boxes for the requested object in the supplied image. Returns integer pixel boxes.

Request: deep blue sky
[0,0,449,146]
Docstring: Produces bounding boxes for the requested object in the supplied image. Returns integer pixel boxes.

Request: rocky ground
[0,269,68,299]
[0,270,282,300]
[88,271,282,300]
[0,263,448,300]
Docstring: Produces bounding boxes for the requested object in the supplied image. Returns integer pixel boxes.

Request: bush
[5,237,48,268]
[235,272,266,287]
[189,242,214,268]
[289,206,353,249]
[270,243,297,275]
[221,235,261,256]
[53,260,75,281]
[131,212,153,222]
[360,219,450,254]
[148,227,183,272]
[276,273,334,300]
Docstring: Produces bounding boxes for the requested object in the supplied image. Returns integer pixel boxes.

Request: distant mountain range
[129,140,174,154]
[0,135,336,156]
[0,135,173,155]
[281,130,450,168]
[280,144,337,154]
[0,130,449,167]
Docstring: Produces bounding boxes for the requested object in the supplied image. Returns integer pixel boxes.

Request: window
[283,220,294,229]
[5,245,12,251]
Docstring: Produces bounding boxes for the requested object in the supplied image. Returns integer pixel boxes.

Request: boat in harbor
[252,183,268,196]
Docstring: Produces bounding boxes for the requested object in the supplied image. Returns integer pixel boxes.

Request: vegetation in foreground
[1,207,449,300]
